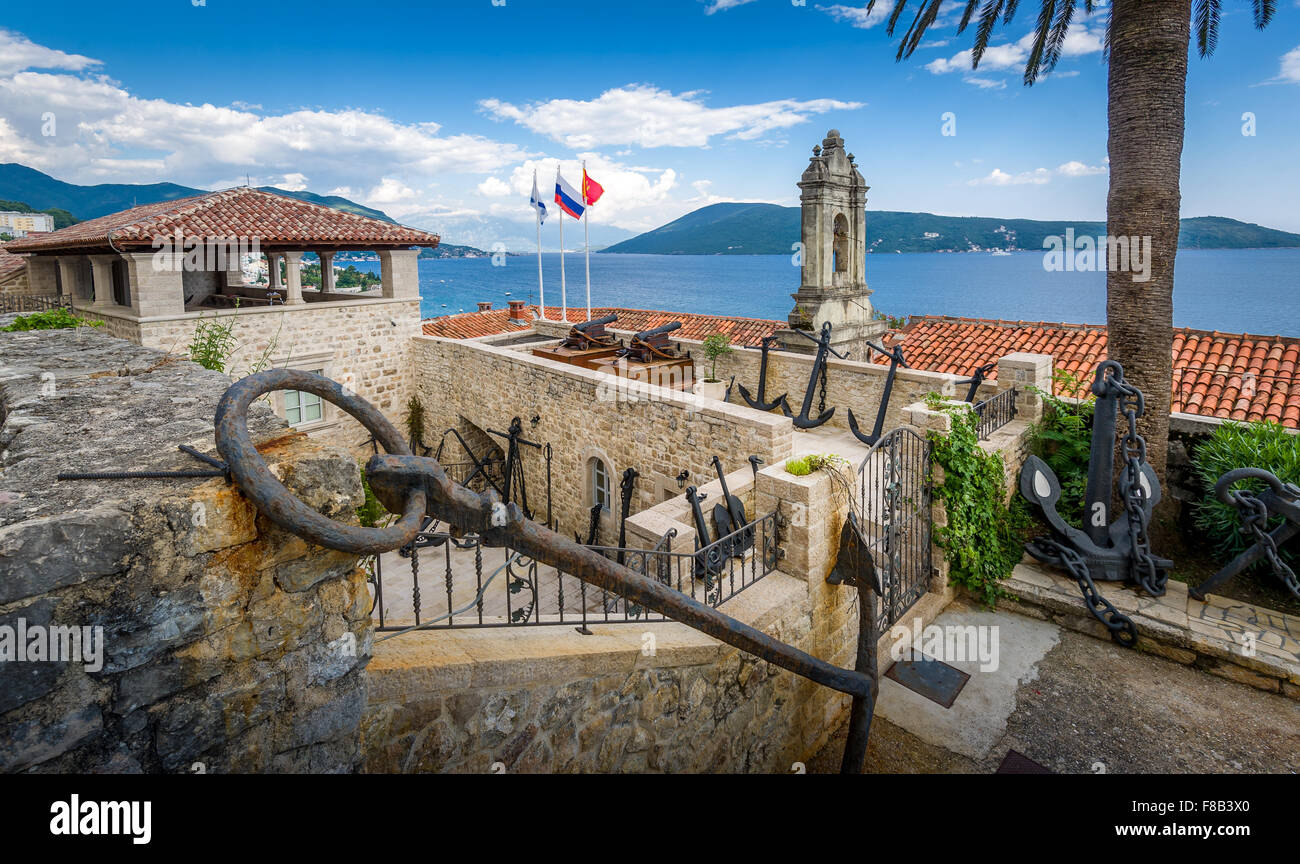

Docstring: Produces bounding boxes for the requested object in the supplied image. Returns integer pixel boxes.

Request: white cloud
[0,29,99,76]
[477,176,511,197]
[0,31,534,203]
[1278,45,1300,83]
[963,77,1006,90]
[816,3,891,29]
[1057,160,1106,177]
[496,154,682,232]
[366,178,417,206]
[704,0,758,13]
[967,167,1051,186]
[480,85,861,150]
[926,26,1103,78]
[279,172,309,191]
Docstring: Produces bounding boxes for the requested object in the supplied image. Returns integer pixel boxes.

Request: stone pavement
[808,599,1300,773]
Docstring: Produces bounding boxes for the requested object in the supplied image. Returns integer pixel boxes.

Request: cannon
[532,313,624,369]
[591,321,694,391]
[562,313,619,350]
[619,321,685,363]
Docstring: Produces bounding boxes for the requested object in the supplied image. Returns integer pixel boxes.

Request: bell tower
[779,129,885,356]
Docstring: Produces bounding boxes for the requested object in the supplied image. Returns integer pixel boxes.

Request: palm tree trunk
[1105,0,1190,482]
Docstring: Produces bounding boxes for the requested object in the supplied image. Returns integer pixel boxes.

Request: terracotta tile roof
[888,315,1300,428]
[0,242,24,279]
[422,305,784,347]
[5,187,440,253]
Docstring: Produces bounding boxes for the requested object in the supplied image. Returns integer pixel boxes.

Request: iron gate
[857,427,933,631]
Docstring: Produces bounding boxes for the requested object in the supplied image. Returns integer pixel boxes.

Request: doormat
[883,653,970,709]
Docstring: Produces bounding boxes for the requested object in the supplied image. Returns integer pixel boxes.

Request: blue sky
[1,0,1297,249]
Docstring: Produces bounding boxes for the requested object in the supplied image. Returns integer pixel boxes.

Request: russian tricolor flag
[555,171,585,220]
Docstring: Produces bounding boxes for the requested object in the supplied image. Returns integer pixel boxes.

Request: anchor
[780,321,848,429]
[488,416,541,520]
[847,340,908,446]
[684,485,726,579]
[1018,360,1172,647]
[616,466,639,565]
[1191,468,1300,601]
[737,335,788,411]
[957,361,998,403]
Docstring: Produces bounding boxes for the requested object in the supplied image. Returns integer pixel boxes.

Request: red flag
[582,170,604,206]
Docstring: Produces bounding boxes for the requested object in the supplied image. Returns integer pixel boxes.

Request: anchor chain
[817,359,828,417]
[1232,488,1300,597]
[1035,538,1139,646]
[1111,374,1166,596]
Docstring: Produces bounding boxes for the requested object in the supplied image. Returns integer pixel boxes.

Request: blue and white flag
[554,170,586,220]
[530,172,548,225]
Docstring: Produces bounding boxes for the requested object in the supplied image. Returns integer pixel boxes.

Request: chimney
[476,301,492,313]
[507,299,528,321]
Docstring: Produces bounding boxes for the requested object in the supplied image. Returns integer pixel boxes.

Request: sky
[1,0,1297,250]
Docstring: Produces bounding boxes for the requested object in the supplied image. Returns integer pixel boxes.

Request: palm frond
[1021,0,1057,84]
[1042,0,1078,74]
[1194,0,1221,58]
[1002,0,1021,24]
[899,0,946,60]
[957,0,980,33]
[1252,0,1275,29]
[971,0,1008,67]
[885,0,910,37]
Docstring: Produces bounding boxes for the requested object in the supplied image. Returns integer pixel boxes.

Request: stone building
[4,188,439,450]
[780,129,887,358]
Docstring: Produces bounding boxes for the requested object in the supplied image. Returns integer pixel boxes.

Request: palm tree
[868,0,1276,479]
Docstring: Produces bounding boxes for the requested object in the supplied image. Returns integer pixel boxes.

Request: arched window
[589,457,612,513]
[833,214,848,273]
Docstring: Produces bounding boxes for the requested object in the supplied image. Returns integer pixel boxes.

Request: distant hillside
[0,163,393,224]
[420,243,488,258]
[602,203,1300,254]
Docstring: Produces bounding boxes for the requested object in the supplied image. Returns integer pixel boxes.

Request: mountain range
[601,202,1300,255]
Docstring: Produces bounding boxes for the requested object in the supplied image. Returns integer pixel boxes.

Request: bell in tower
[778,129,886,357]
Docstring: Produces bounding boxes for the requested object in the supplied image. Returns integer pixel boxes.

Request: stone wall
[0,327,373,773]
[72,296,420,454]
[0,266,31,295]
[410,335,795,542]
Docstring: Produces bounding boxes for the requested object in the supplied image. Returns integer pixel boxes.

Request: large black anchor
[1018,360,1171,646]
[780,321,847,429]
[213,368,879,772]
[1192,468,1300,601]
[847,340,908,446]
[737,335,787,412]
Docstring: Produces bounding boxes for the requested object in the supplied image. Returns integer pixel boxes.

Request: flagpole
[558,169,567,320]
[583,160,591,321]
[534,169,545,318]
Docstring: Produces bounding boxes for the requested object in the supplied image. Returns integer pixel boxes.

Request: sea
[351,248,1300,336]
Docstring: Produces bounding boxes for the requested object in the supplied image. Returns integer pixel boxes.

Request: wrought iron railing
[857,427,933,632]
[973,387,1017,439]
[0,293,72,315]
[370,509,782,633]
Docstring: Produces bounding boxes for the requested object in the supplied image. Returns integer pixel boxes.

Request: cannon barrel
[572,313,618,332]
[633,321,682,341]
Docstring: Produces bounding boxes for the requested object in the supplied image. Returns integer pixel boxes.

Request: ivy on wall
[928,405,1027,606]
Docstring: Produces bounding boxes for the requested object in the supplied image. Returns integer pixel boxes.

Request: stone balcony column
[281,251,304,304]
[56,256,83,301]
[88,254,118,306]
[267,252,283,291]
[125,251,185,317]
[318,251,336,293]
[376,248,420,299]
[996,352,1054,424]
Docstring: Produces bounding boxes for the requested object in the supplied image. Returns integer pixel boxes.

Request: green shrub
[784,453,849,476]
[187,314,238,373]
[1192,420,1300,570]
[1026,369,1095,528]
[701,333,733,382]
[1,308,103,331]
[930,406,1027,606]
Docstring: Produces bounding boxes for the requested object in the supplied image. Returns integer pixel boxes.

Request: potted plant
[694,333,733,400]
